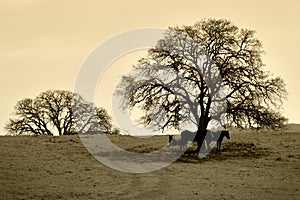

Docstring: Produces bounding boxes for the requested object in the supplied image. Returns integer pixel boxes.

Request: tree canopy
[5,89,116,135]
[116,18,287,133]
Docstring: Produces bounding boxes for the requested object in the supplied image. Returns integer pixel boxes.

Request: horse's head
[224,131,230,139]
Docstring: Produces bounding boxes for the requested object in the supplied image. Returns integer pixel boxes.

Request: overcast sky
[1,0,299,134]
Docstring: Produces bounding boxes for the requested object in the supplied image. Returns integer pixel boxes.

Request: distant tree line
[5,89,119,136]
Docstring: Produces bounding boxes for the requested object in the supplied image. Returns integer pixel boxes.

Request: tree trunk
[195,116,210,153]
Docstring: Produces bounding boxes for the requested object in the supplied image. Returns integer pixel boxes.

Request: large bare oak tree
[116,19,287,138]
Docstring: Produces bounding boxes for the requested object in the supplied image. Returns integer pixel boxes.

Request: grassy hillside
[0,127,299,199]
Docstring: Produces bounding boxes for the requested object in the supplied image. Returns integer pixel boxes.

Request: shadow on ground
[177,141,270,163]
[123,139,270,164]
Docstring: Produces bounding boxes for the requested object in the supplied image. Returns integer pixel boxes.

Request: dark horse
[180,130,230,152]
[180,130,202,149]
[168,135,177,146]
[215,130,230,152]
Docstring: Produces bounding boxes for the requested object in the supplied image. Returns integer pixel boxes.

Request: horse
[180,130,194,149]
[168,135,178,146]
[180,130,207,149]
[203,130,230,152]
[180,130,230,152]
[216,130,230,152]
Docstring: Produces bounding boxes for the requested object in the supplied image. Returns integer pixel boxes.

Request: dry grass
[0,125,299,199]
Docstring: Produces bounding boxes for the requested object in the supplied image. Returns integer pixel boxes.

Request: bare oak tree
[116,19,287,139]
[5,89,114,135]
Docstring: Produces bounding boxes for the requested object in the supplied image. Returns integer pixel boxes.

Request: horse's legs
[216,137,223,152]
[216,141,220,152]
[179,140,186,150]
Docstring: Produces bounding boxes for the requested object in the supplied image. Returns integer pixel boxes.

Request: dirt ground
[0,126,299,200]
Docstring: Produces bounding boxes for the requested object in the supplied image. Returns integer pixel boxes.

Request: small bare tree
[5,89,113,135]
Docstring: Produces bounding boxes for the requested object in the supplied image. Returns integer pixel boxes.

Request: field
[0,126,299,200]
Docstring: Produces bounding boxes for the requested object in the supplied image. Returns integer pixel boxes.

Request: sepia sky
[0,0,299,134]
